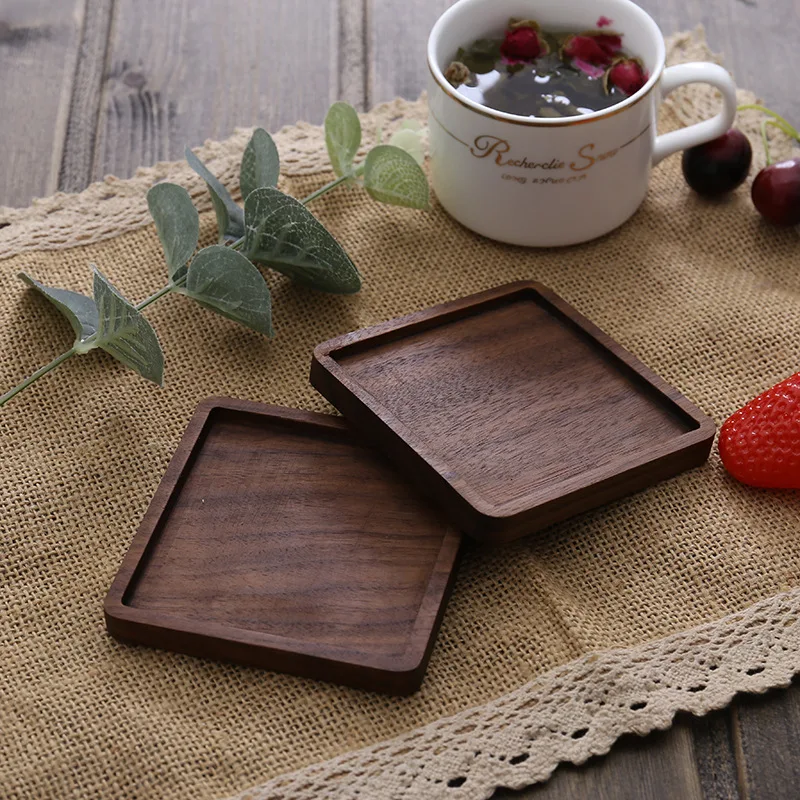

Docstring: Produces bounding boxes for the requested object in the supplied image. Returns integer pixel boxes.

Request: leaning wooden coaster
[312,281,715,543]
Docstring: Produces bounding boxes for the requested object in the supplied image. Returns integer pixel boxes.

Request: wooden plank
[367,0,452,105]
[90,0,344,183]
[57,0,114,193]
[367,0,800,122]
[732,682,800,799]
[637,0,800,121]
[0,0,84,207]
[339,0,367,109]
[492,716,705,800]
[690,708,741,800]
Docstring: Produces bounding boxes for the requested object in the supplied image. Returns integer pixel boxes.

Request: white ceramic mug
[427,0,738,246]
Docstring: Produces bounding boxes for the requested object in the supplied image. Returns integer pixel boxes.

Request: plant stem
[0,347,77,407]
[136,280,179,311]
[300,174,351,205]
[1,279,183,408]
[2,165,361,408]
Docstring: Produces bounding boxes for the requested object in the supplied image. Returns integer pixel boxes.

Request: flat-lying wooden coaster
[105,398,461,695]
[311,281,716,544]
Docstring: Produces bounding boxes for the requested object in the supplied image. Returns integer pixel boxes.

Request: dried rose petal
[561,34,614,66]
[500,25,548,62]
[572,57,605,79]
[596,16,613,28]
[592,32,623,57]
[444,60,471,87]
[604,57,649,95]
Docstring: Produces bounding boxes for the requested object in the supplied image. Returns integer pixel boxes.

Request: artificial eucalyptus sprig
[0,101,428,408]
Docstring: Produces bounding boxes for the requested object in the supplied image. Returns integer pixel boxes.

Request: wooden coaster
[105,399,461,695]
[311,281,716,544]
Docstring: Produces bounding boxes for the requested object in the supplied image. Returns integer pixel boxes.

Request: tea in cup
[427,0,738,246]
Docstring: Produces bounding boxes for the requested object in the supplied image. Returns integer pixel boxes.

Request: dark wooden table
[3,1,800,797]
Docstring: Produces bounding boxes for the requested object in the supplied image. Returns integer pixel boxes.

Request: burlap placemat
[3,29,800,800]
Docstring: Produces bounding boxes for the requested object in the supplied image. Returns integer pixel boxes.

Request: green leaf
[19,272,98,343]
[146,183,199,279]
[457,39,501,73]
[240,128,280,200]
[324,102,362,177]
[92,267,164,386]
[183,245,274,336]
[184,146,245,242]
[363,145,430,209]
[243,187,361,294]
[388,128,425,165]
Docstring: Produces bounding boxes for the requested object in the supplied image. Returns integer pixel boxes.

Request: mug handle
[652,62,738,166]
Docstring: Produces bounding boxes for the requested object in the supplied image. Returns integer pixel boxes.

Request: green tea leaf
[388,128,425,165]
[92,267,164,385]
[183,245,274,336]
[324,102,362,177]
[19,272,98,343]
[240,128,280,200]
[146,182,199,279]
[243,187,361,294]
[184,146,245,242]
[459,38,501,73]
[363,145,430,209]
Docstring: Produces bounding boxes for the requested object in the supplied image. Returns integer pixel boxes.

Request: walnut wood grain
[312,282,715,543]
[105,398,461,695]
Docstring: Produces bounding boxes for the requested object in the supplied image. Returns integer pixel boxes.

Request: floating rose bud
[500,23,548,62]
[604,57,649,96]
[444,60,471,87]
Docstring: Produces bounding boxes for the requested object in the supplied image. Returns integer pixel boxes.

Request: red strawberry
[718,372,800,489]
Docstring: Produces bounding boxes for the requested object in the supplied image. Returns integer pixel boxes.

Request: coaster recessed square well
[105,399,461,695]
[311,281,716,543]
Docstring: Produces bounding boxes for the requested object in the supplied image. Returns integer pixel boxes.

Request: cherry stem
[759,119,788,167]
[738,104,800,166]
[737,105,800,140]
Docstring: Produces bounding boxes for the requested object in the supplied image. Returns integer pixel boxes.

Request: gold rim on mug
[426,57,661,129]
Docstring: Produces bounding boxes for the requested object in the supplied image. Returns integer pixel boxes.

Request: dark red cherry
[681,129,752,197]
[751,158,800,226]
